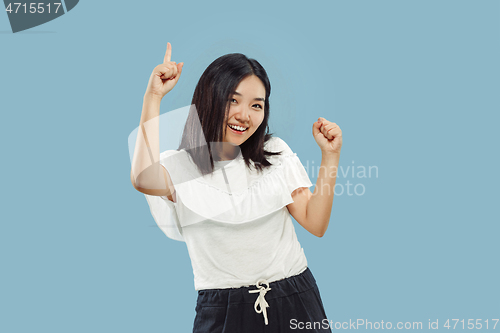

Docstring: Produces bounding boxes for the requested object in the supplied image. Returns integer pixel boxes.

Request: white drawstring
[248,279,272,325]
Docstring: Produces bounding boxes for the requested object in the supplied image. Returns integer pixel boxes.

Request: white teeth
[228,124,248,132]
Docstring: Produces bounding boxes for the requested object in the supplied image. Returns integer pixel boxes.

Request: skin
[131,42,183,203]
[219,75,266,160]
[286,118,343,237]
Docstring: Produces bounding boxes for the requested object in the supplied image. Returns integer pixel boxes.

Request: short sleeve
[143,150,184,242]
[271,137,314,193]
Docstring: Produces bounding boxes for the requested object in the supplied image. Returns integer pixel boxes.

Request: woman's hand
[312,117,343,154]
[145,42,184,99]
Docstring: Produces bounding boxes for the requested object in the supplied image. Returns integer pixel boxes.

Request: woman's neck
[213,142,240,161]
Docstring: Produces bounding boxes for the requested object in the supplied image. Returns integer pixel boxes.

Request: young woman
[131,42,342,333]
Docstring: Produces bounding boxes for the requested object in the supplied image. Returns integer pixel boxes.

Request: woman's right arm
[130,42,184,202]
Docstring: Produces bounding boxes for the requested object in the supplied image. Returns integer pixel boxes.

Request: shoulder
[264,136,294,155]
[159,149,195,181]
[159,149,191,166]
[160,149,183,160]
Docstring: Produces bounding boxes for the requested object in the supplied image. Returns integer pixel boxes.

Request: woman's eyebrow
[233,91,265,102]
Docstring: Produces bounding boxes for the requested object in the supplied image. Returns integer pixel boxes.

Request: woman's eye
[254,104,263,109]
[230,99,237,103]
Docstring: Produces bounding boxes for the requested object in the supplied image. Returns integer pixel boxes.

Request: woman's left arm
[287,117,342,237]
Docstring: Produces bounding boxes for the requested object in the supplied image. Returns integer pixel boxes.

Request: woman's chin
[224,135,246,146]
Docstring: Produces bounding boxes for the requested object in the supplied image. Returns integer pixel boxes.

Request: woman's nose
[234,106,250,122]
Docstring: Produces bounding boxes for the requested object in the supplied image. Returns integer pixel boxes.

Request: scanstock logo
[3,1,79,33]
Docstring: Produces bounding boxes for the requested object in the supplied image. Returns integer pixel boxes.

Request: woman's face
[223,75,266,146]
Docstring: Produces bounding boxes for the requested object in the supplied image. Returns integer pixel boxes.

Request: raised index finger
[163,42,171,63]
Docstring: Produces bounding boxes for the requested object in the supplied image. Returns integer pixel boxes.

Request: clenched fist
[312,117,342,154]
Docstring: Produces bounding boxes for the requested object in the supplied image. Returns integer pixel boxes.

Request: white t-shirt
[144,136,313,290]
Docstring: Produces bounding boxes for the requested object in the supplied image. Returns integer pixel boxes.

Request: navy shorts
[193,267,332,333]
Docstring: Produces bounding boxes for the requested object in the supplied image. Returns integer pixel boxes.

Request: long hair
[178,53,281,176]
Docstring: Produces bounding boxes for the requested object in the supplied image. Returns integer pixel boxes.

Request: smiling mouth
[228,124,249,132]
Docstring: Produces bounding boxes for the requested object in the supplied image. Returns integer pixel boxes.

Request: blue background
[1,0,499,332]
